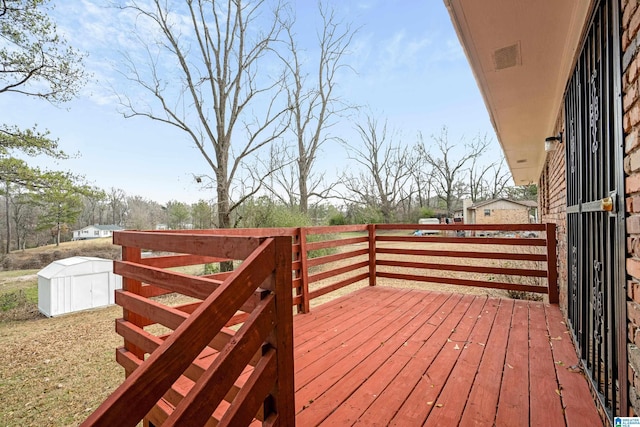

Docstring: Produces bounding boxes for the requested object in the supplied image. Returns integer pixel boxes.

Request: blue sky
[3,0,501,204]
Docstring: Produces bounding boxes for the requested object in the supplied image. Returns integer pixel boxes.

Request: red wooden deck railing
[83,222,558,426]
[81,232,294,427]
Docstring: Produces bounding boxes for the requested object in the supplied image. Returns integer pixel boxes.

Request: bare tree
[483,157,512,199]
[410,158,435,208]
[115,0,289,235]
[107,188,127,226]
[271,2,356,213]
[339,114,416,223]
[419,127,489,216]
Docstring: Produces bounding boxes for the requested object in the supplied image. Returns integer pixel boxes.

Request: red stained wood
[377,247,547,262]
[113,231,263,260]
[141,254,228,268]
[376,235,547,246]
[377,258,548,277]
[289,288,602,426]
[94,225,583,426]
[375,223,546,231]
[83,238,278,427]
[545,223,559,303]
[389,295,485,425]
[544,304,603,427]
[305,236,368,251]
[307,261,369,283]
[458,299,514,427]
[376,271,547,294]
[528,302,565,426]
[494,301,530,425]
[307,273,369,300]
[296,292,460,425]
[306,247,368,268]
[164,296,276,425]
[421,298,500,427]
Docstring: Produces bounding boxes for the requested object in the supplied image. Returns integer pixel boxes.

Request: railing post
[368,224,376,286]
[272,235,295,426]
[120,240,145,362]
[546,222,559,304]
[299,227,310,313]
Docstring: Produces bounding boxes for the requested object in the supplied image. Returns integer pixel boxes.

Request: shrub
[328,213,347,226]
[203,263,220,275]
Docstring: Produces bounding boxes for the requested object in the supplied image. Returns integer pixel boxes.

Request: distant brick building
[462,198,537,225]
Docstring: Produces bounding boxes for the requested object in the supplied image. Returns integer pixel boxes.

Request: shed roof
[38,256,113,280]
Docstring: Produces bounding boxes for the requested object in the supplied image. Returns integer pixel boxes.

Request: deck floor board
[293,287,603,426]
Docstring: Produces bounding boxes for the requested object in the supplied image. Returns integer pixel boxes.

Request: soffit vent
[493,42,521,70]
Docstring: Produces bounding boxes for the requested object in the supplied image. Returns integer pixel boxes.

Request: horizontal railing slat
[306,236,368,251]
[113,231,263,260]
[376,235,547,246]
[306,248,369,268]
[308,260,369,283]
[376,271,548,294]
[141,254,228,268]
[376,259,548,278]
[308,273,369,300]
[376,247,547,262]
[375,223,546,231]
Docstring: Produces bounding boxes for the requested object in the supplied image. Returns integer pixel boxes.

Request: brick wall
[474,208,530,225]
[623,0,640,415]
[538,135,567,311]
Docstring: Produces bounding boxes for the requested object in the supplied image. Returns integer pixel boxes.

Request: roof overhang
[444,0,593,185]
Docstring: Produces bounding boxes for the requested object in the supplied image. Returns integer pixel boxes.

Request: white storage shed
[37,256,122,317]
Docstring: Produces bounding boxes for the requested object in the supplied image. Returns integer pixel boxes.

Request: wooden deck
[292,286,603,426]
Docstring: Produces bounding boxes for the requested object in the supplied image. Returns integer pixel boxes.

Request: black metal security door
[565,0,626,421]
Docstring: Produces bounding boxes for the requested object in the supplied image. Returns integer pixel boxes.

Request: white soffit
[444,0,593,185]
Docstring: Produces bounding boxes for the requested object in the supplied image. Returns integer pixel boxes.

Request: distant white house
[72,224,124,241]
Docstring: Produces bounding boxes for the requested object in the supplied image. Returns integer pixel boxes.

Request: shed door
[564,0,626,420]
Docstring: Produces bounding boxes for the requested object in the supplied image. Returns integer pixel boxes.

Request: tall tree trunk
[5,179,10,254]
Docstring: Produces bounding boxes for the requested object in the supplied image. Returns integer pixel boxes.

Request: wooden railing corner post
[368,224,376,286]
[546,222,559,304]
[120,241,145,360]
[299,227,310,313]
[273,235,296,426]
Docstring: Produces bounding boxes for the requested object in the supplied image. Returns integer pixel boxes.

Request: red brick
[630,58,639,85]
[624,0,637,29]
[626,81,638,111]
[631,150,640,173]
[628,174,640,193]
[624,29,631,52]
[631,103,640,127]
[620,1,637,28]
[629,301,640,327]
[632,6,640,40]
[628,129,640,154]
[632,280,640,303]
[629,258,640,280]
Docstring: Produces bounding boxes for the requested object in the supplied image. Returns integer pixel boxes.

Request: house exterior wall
[539,134,568,310]
[473,207,530,225]
[623,0,640,415]
[538,0,640,415]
